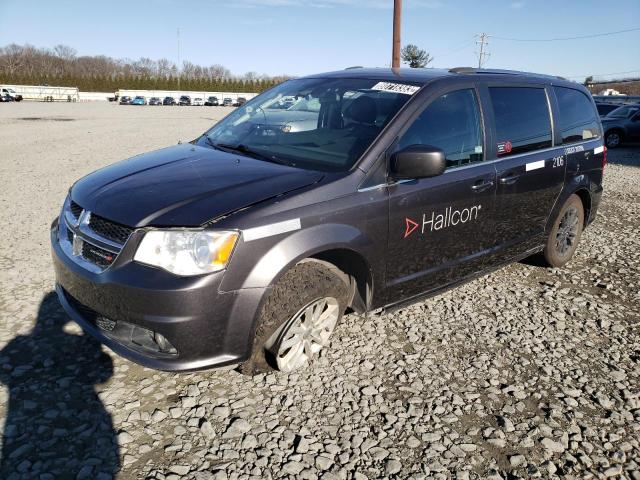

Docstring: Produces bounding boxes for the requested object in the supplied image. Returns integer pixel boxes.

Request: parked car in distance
[148,97,162,106]
[235,97,247,107]
[601,104,640,148]
[205,96,219,106]
[119,96,132,105]
[0,94,15,102]
[131,96,147,105]
[0,87,23,101]
[222,97,233,107]
[179,95,191,106]
[163,96,176,106]
[51,67,605,375]
[192,97,204,106]
[595,102,622,117]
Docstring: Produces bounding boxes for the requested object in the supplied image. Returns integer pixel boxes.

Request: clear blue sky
[1,0,638,81]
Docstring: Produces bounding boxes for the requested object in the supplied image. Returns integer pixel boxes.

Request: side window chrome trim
[481,137,603,165]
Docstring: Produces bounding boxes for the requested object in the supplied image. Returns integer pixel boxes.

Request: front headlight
[134,230,238,276]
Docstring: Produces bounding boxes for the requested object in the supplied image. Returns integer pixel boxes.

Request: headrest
[346,96,377,124]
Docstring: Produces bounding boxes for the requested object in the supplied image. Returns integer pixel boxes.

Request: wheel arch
[228,223,376,314]
[573,187,592,225]
[305,248,373,314]
[546,183,592,234]
[604,127,625,143]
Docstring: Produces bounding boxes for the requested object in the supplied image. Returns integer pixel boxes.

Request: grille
[82,242,116,268]
[89,215,134,245]
[70,201,83,219]
[66,227,74,243]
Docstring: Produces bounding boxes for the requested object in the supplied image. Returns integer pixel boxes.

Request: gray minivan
[51,68,605,374]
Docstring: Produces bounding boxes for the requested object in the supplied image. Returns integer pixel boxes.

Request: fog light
[154,332,177,355]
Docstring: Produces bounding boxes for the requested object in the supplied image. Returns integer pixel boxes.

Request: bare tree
[53,44,77,60]
[0,44,25,75]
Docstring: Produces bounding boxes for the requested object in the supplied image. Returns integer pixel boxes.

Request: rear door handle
[471,179,494,192]
[499,172,521,185]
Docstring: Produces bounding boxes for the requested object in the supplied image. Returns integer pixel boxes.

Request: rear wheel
[605,130,622,149]
[241,262,349,375]
[542,194,584,268]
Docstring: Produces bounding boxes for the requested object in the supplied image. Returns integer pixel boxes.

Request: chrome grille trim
[59,198,133,272]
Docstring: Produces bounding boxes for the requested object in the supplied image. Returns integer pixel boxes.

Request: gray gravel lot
[0,102,638,479]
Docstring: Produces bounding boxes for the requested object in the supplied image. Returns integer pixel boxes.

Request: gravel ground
[0,102,638,480]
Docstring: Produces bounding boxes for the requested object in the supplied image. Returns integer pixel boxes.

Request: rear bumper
[51,219,266,371]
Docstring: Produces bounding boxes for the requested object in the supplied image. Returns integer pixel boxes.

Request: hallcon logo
[404,204,482,238]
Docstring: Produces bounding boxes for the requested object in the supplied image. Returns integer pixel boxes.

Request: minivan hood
[71,144,323,227]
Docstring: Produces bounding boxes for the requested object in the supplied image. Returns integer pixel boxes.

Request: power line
[475,33,490,68]
[490,26,640,42]
[565,69,640,80]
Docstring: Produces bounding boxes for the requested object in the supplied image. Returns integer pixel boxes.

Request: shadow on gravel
[0,292,119,479]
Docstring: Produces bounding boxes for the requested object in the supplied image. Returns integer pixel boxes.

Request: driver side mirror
[391,145,446,179]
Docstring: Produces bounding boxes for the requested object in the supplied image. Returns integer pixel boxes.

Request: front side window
[397,89,484,169]
[203,77,419,172]
[489,87,552,156]
[554,86,599,144]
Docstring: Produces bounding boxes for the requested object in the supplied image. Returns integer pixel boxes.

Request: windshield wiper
[215,142,290,166]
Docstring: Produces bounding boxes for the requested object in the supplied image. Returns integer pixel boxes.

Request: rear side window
[489,87,552,156]
[554,87,599,144]
[398,89,483,169]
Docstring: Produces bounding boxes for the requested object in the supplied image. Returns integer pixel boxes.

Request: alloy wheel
[555,206,580,256]
[606,132,620,148]
[269,297,340,372]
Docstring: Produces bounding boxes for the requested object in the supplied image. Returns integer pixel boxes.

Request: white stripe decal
[594,145,604,154]
[526,160,545,171]
[243,219,301,242]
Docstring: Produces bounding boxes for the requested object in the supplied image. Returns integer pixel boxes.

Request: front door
[385,87,498,303]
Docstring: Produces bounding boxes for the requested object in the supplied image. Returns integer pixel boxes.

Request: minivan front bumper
[51,219,266,371]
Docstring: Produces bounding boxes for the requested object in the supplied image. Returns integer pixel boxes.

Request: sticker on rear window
[371,82,420,95]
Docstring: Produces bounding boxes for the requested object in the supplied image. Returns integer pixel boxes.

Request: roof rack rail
[344,66,364,70]
[449,67,567,80]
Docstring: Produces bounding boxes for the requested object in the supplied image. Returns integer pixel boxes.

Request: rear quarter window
[554,86,600,144]
[489,87,552,156]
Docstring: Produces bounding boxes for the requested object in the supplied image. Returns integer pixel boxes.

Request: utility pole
[177,27,181,91]
[475,33,490,68]
[392,0,402,69]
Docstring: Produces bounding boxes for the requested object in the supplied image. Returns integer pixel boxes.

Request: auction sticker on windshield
[371,82,420,95]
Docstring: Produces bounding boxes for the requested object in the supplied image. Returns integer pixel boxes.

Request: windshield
[203,77,419,171]
[606,105,639,118]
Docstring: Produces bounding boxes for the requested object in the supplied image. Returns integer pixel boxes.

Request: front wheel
[542,194,584,268]
[241,262,349,375]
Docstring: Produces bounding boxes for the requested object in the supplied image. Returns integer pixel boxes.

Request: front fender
[221,223,373,291]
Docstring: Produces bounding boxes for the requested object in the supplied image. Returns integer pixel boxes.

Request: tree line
[0,44,290,93]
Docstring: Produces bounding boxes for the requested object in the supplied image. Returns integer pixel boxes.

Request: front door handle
[471,179,494,192]
[499,172,521,185]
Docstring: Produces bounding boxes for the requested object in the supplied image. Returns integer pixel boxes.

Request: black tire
[240,262,349,376]
[542,194,584,268]
[605,130,623,149]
